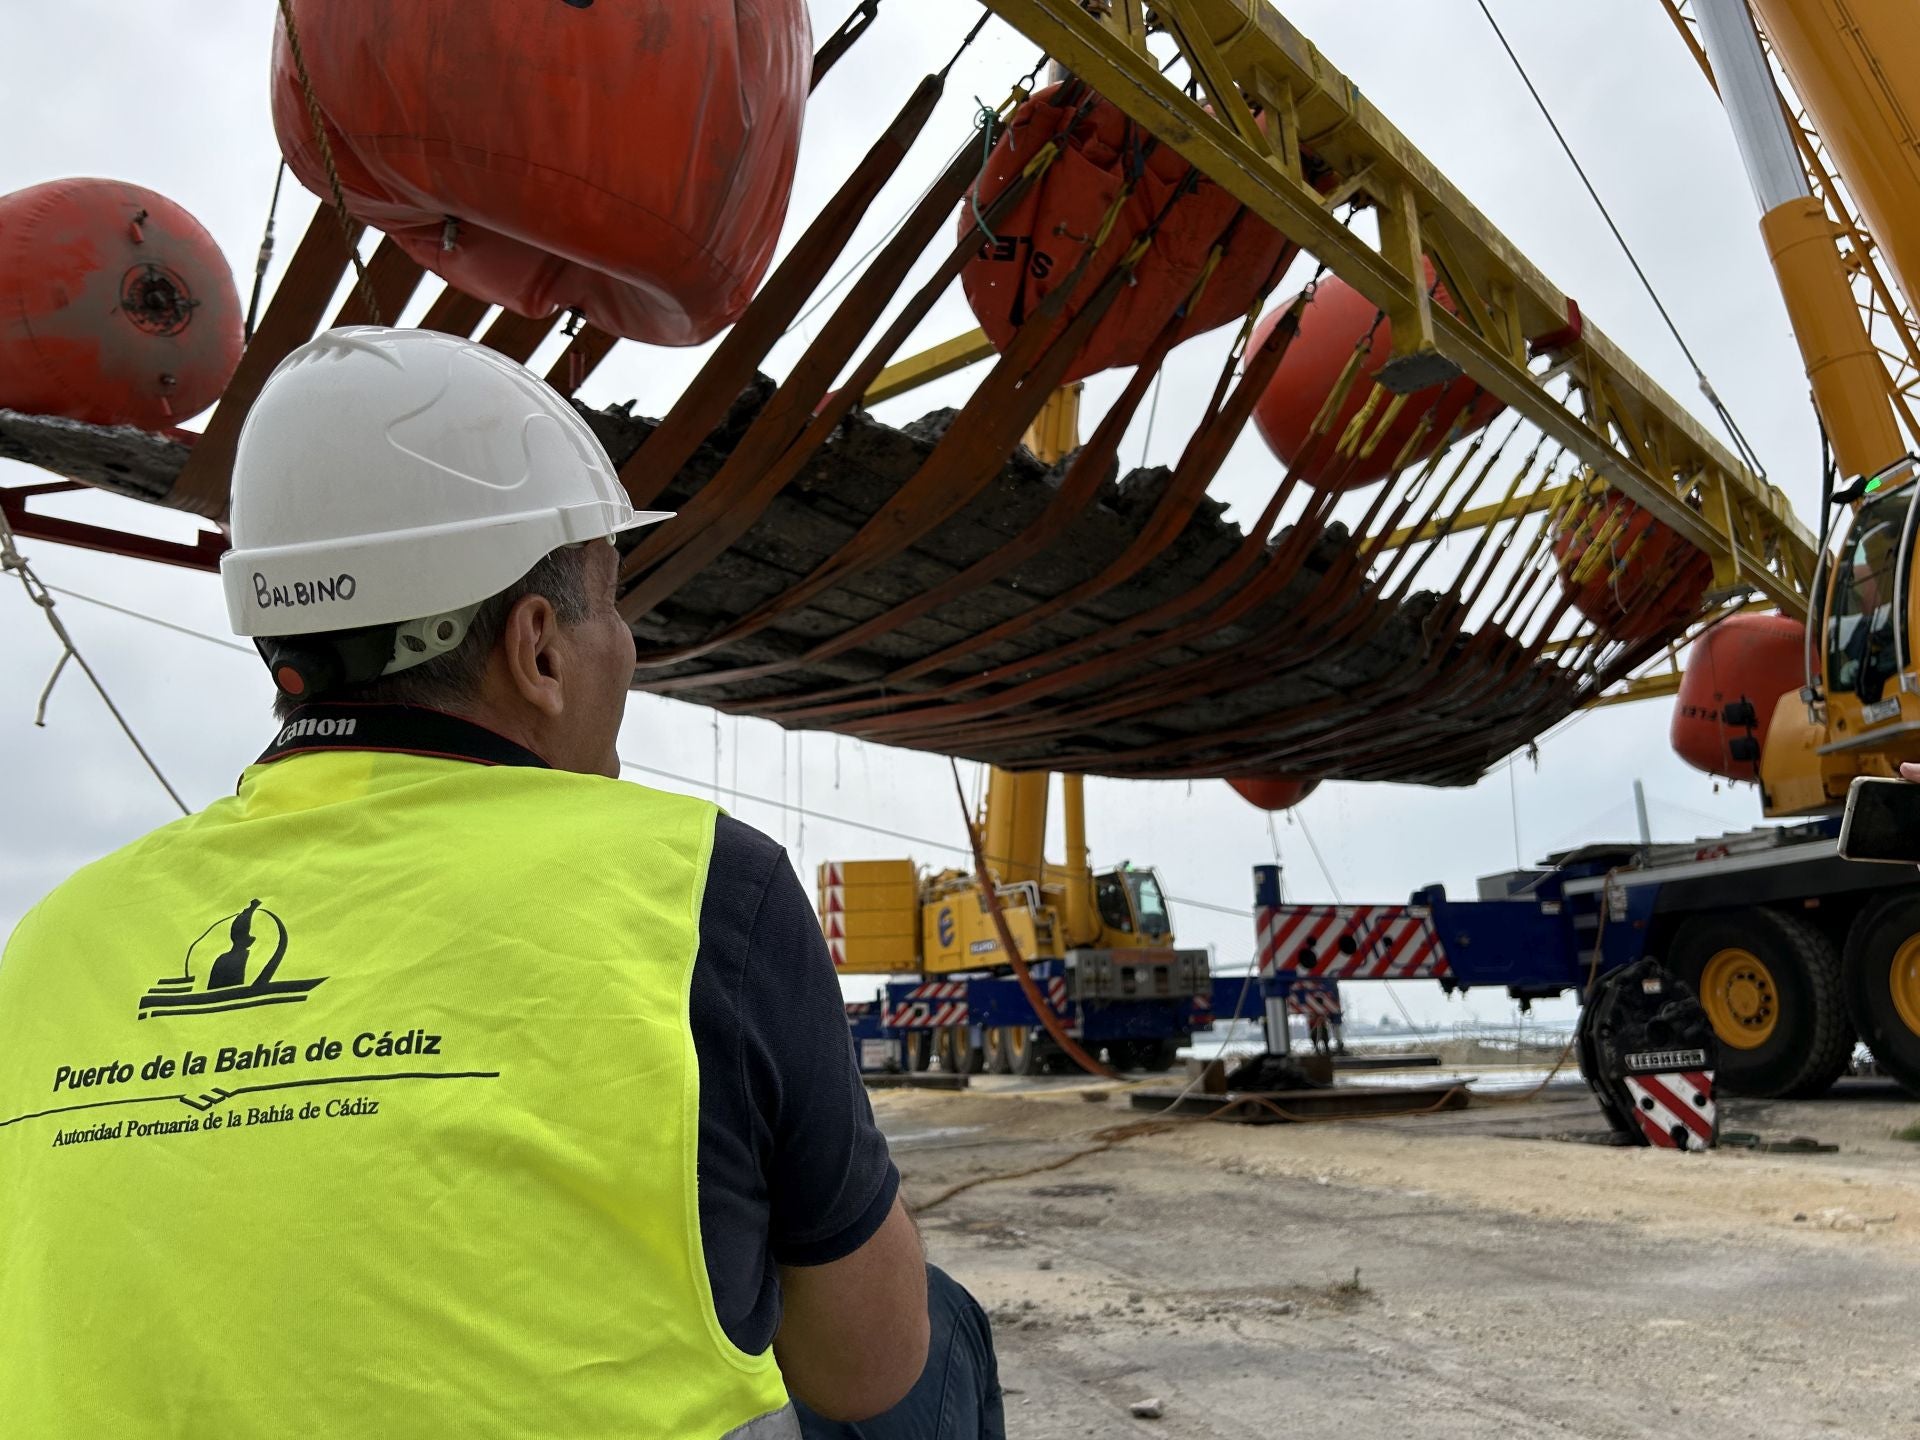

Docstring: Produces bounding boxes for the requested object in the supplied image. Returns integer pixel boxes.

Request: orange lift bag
[1251,268,1504,492]
[960,83,1297,385]
[1672,612,1806,780]
[0,178,241,428]
[1226,776,1320,811]
[1553,491,1713,641]
[271,0,811,346]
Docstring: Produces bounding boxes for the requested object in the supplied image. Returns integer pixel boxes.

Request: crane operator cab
[1759,457,1920,816]
[1825,483,1913,708]
[1092,863,1174,945]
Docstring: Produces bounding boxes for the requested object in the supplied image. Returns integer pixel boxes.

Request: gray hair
[270,546,592,721]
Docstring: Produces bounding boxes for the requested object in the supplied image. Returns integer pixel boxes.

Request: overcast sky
[0,2,1828,1027]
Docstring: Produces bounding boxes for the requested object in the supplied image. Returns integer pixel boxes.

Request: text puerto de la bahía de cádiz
[52,1027,443,1095]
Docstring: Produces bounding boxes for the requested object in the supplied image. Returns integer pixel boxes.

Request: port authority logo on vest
[137,899,326,1019]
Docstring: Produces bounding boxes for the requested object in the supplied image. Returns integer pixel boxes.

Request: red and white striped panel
[820,862,846,922]
[1044,975,1067,1014]
[883,1000,969,1028]
[1256,904,1449,980]
[883,981,968,1029]
[1624,1071,1716,1151]
[1287,980,1344,1022]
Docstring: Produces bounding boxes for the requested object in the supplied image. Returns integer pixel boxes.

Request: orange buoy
[960,83,1298,384]
[1251,266,1504,491]
[270,0,810,346]
[1227,776,1320,811]
[0,178,241,428]
[1671,612,1806,780]
[1553,490,1713,640]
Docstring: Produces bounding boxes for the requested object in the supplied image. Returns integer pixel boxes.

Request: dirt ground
[875,1070,1920,1439]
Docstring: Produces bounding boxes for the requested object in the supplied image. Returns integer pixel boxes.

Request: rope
[1139,370,1165,465]
[276,0,382,325]
[968,99,1005,245]
[244,161,287,344]
[1472,0,1766,479]
[0,512,189,815]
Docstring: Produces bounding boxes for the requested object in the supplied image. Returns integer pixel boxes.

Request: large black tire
[953,1026,987,1076]
[1668,907,1851,1098]
[904,1031,932,1073]
[986,1027,1015,1075]
[1007,1025,1048,1077]
[1843,892,1920,1097]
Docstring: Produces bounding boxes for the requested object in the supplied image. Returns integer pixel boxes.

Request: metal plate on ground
[864,1073,970,1090]
[1330,1053,1443,1070]
[1129,1083,1468,1122]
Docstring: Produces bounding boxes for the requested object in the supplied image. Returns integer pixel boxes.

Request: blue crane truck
[843,948,1265,1077]
[1251,819,1920,1100]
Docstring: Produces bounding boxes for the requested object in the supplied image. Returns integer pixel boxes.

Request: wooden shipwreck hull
[2,385,1591,787]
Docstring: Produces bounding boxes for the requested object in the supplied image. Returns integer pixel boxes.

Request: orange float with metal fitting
[960,81,1301,384]
[0,178,241,428]
[1671,612,1806,780]
[1250,264,1505,492]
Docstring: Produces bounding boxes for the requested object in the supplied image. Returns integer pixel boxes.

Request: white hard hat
[221,326,666,653]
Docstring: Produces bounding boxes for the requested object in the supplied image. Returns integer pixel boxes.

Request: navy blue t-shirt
[690,815,900,1353]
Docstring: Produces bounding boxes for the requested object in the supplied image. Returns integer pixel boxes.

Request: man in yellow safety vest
[0,326,1003,1439]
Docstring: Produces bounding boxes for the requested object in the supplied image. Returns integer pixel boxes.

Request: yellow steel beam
[1587,671,1685,709]
[1363,479,1588,554]
[864,328,997,404]
[978,0,1818,619]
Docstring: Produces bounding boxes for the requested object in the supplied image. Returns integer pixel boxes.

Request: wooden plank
[545,325,620,395]
[166,208,363,519]
[329,236,425,330]
[417,285,491,338]
[478,308,559,363]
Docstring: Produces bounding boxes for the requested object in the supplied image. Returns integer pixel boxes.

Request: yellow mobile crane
[1669,0,1920,815]
[822,391,1209,1076]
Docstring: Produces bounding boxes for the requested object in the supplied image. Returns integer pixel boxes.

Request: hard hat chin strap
[257,603,484,700]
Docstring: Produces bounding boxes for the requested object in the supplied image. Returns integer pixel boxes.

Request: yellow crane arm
[979,0,1818,618]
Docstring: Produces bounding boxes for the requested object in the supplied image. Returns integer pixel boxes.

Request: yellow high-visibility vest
[0,726,793,1439]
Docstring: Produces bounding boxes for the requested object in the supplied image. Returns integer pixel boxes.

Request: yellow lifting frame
[864,328,998,404]
[976,0,1819,619]
[1587,670,1686,709]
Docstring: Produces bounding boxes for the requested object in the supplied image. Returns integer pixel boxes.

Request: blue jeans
[795,1266,1005,1440]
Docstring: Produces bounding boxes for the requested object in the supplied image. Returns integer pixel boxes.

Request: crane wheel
[1007,1024,1049,1076]
[1669,907,1851,1098]
[936,1025,986,1075]
[904,1031,932,1073]
[986,1027,1015,1074]
[1843,892,1920,1098]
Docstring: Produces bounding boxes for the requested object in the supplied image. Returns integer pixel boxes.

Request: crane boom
[980,0,1818,617]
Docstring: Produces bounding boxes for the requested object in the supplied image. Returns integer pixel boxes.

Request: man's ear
[500,593,566,717]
